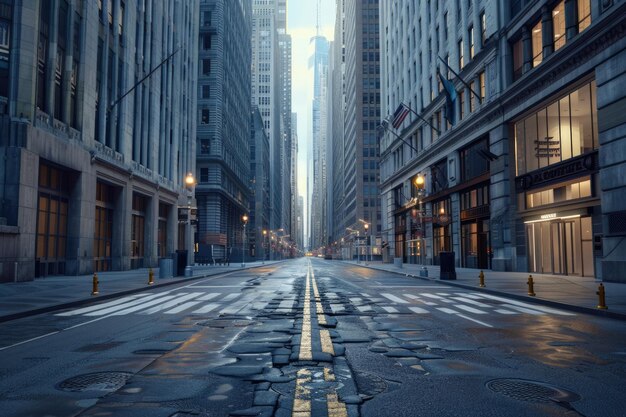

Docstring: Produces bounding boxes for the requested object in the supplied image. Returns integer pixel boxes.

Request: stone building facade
[0,0,198,281]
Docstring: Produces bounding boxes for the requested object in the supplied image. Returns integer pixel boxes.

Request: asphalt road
[0,258,625,417]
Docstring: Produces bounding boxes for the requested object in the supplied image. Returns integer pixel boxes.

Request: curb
[0,262,282,324]
[341,261,626,321]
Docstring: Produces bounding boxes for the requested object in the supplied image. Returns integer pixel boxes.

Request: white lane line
[471,293,575,316]
[112,295,180,315]
[165,301,202,314]
[140,293,205,314]
[197,293,221,301]
[451,296,491,308]
[220,293,241,302]
[382,306,399,313]
[193,303,220,314]
[404,294,421,300]
[356,305,373,312]
[454,304,487,315]
[409,306,429,314]
[55,294,149,316]
[0,331,60,352]
[381,293,409,304]
[456,313,493,328]
[436,307,458,314]
[84,293,177,316]
[495,309,518,315]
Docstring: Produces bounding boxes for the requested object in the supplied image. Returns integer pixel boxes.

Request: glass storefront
[526,215,594,276]
[94,181,115,272]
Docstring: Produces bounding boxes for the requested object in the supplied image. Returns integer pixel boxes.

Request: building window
[512,39,523,80]
[200,108,209,124]
[202,59,211,75]
[458,39,464,69]
[201,84,210,99]
[552,1,566,51]
[578,0,591,32]
[532,21,542,67]
[468,25,475,60]
[158,203,168,259]
[459,89,465,120]
[460,138,490,182]
[200,167,209,183]
[202,10,211,26]
[199,138,210,154]
[131,194,146,269]
[469,81,476,112]
[479,71,486,102]
[514,80,597,176]
[94,181,115,272]
[0,1,11,98]
[525,177,592,209]
[202,33,211,50]
[480,11,486,46]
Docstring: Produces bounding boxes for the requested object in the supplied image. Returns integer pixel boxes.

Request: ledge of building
[0,224,19,234]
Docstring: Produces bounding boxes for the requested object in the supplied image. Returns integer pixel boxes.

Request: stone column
[564,0,578,41]
[541,6,554,59]
[522,26,532,74]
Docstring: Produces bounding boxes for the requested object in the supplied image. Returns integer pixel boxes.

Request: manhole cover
[57,372,133,392]
[486,379,580,403]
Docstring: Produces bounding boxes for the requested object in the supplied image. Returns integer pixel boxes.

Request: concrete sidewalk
[0,261,279,323]
[341,260,626,320]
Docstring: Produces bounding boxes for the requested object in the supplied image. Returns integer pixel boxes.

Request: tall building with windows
[196,0,252,263]
[379,0,626,282]
[250,107,271,261]
[0,0,198,282]
[329,0,381,258]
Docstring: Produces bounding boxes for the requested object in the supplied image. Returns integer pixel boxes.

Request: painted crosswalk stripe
[381,293,409,304]
[451,296,491,308]
[456,313,493,328]
[329,304,344,313]
[56,294,149,316]
[278,299,296,310]
[417,299,438,306]
[193,303,220,314]
[84,293,178,316]
[382,306,399,313]
[165,301,202,314]
[495,309,518,315]
[361,293,371,297]
[112,295,181,315]
[356,305,372,312]
[422,293,444,299]
[471,293,575,316]
[454,304,487,314]
[501,304,544,315]
[197,293,220,301]
[140,293,205,314]
[403,294,421,300]
[221,293,241,302]
[436,307,458,314]
[409,306,429,314]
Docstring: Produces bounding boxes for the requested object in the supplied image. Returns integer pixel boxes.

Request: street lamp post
[364,223,370,264]
[242,214,248,267]
[184,173,195,276]
[262,229,267,264]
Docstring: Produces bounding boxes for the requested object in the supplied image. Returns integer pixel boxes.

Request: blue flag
[438,68,457,126]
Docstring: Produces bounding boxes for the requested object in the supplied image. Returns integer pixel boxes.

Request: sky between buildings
[288,0,335,240]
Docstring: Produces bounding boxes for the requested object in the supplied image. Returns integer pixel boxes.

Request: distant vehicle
[305,252,313,257]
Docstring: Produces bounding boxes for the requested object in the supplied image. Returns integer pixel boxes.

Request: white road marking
[278,299,296,310]
[356,305,373,312]
[0,331,60,351]
[166,301,202,314]
[454,304,487,314]
[451,296,491,308]
[197,293,221,301]
[436,307,458,314]
[381,293,409,304]
[409,306,429,314]
[417,300,438,306]
[403,294,421,300]
[84,293,178,316]
[221,293,241,302]
[55,294,149,316]
[382,306,399,313]
[495,309,518,315]
[140,293,205,314]
[502,304,545,315]
[422,294,444,299]
[112,295,181,315]
[329,304,345,313]
[193,303,220,313]
[456,313,493,328]
[361,293,371,297]
[471,293,575,316]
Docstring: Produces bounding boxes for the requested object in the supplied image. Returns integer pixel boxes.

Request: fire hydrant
[479,270,485,288]
[148,268,154,285]
[527,274,536,296]
[596,283,608,310]
[91,273,99,296]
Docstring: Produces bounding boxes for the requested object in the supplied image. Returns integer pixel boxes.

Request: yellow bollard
[527,274,536,296]
[91,273,99,296]
[479,270,485,288]
[148,268,154,285]
[596,283,608,310]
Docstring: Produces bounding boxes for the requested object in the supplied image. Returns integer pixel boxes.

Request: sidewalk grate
[486,378,580,403]
[57,372,133,392]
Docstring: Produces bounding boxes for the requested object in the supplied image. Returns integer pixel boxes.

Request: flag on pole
[437,68,457,126]
[391,103,410,129]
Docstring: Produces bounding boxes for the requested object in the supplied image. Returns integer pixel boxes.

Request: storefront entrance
[526,216,594,276]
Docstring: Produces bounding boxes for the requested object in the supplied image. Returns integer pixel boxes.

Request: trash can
[439,251,456,280]
[393,257,403,268]
[158,258,173,278]
[174,250,188,277]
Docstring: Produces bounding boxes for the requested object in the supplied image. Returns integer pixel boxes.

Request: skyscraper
[0,0,199,281]
[195,0,252,262]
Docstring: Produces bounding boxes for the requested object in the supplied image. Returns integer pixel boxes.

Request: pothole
[57,372,133,392]
[353,371,388,398]
[486,378,580,404]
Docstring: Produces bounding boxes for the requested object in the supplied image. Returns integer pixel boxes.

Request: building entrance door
[527,218,588,276]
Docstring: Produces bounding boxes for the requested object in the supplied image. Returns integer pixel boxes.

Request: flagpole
[401,102,441,135]
[437,56,482,103]
[378,119,419,154]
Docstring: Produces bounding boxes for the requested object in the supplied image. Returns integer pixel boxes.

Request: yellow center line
[292,369,312,417]
[324,366,347,417]
[310,269,327,325]
[299,265,312,361]
[320,329,335,355]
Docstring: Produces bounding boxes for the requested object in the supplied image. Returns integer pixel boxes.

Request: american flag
[391,103,410,129]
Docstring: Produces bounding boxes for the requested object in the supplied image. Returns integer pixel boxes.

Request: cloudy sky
[287,0,335,242]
